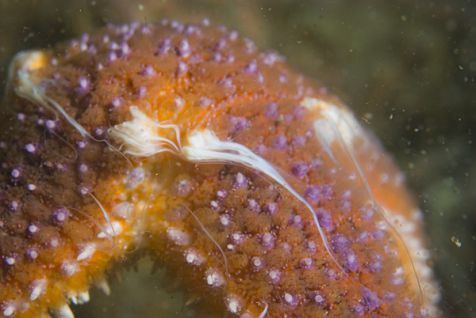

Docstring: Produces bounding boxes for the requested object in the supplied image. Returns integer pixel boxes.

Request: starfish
[0,20,439,317]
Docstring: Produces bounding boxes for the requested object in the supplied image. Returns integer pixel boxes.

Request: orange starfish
[0,21,438,317]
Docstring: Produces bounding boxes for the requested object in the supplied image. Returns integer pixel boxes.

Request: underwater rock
[0,20,438,317]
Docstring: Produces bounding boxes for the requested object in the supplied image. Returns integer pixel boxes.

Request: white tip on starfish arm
[8,50,46,89]
[11,50,91,138]
[301,97,364,147]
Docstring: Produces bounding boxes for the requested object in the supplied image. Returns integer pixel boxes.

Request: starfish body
[0,21,438,317]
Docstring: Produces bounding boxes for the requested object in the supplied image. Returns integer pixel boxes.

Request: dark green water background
[0,0,474,317]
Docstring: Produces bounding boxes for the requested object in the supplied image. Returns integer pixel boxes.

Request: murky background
[0,0,474,317]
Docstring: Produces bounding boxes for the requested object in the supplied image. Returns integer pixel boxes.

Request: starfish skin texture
[0,21,439,317]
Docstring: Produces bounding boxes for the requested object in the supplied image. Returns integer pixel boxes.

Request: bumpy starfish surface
[0,21,439,317]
